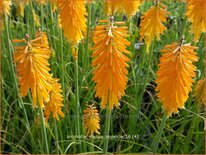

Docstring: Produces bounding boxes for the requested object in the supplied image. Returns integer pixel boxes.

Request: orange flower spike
[0,0,11,16]
[104,0,123,16]
[140,3,170,52]
[58,0,87,47]
[156,39,199,116]
[0,0,11,29]
[122,0,141,17]
[92,17,130,109]
[186,0,206,41]
[83,104,100,136]
[44,78,65,121]
[104,0,141,17]
[13,33,52,108]
[194,78,206,106]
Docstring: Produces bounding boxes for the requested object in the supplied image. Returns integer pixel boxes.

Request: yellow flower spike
[140,2,170,52]
[13,32,53,108]
[83,104,100,136]
[194,78,206,106]
[92,17,130,109]
[15,1,25,17]
[104,0,123,16]
[122,0,141,17]
[186,0,206,42]
[104,0,141,17]
[155,39,199,116]
[32,10,40,27]
[58,0,87,47]
[44,78,65,121]
[0,0,11,16]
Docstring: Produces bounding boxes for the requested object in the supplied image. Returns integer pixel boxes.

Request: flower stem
[40,3,44,29]
[103,108,112,153]
[90,135,94,152]
[74,58,82,152]
[129,17,133,35]
[39,108,49,154]
[84,2,92,69]
[150,112,167,153]
[79,2,92,93]
[60,27,65,100]
[28,1,35,35]
[54,120,59,154]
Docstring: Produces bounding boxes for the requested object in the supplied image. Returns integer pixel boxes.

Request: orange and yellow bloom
[58,0,87,47]
[44,78,65,121]
[0,0,11,16]
[13,30,65,120]
[83,104,100,136]
[0,0,11,30]
[104,0,141,17]
[13,32,52,108]
[140,3,169,52]
[156,41,198,116]
[186,0,206,41]
[92,18,130,109]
